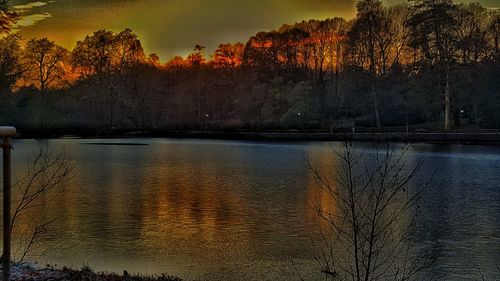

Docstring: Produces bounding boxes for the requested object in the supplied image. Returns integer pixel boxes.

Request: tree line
[0,0,499,132]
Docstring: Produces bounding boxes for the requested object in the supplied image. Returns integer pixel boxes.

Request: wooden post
[0,127,16,281]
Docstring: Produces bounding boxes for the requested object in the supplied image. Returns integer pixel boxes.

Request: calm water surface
[5,139,500,280]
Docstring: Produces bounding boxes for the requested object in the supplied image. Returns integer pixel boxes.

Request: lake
[5,138,500,280]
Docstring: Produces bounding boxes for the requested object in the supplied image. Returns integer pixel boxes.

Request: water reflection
[412,144,500,280]
[3,139,500,280]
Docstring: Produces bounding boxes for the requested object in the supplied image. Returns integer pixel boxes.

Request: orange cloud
[13,1,52,11]
[15,12,52,27]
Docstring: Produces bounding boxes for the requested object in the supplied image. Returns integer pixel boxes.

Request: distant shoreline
[12,129,500,145]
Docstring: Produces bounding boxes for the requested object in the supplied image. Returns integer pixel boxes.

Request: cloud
[11,1,54,29]
[14,13,52,27]
[13,1,51,11]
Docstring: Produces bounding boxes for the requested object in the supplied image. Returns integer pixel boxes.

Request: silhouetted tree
[115,28,146,72]
[0,0,16,34]
[147,53,161,68]
[71,29,146,128]
[348,0,409,130]
[487,14,500,60]
[23,38,67,128]
[187,44,206,66]
[24,38,67,92]
[0,36,23,95]
[407,0,460,131]
[213,43,244,74]
[71,30,116,78]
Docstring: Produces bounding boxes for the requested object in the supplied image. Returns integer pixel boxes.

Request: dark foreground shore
[4,263,182,281]
[14,129,500,145]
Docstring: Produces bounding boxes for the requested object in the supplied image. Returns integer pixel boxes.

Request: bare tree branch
[8,148,74,263]
[307,142,436,281]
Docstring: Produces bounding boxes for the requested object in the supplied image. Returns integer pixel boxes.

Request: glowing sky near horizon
[10,0,500,61]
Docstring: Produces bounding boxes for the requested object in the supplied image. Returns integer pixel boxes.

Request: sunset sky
[10,0,500,61]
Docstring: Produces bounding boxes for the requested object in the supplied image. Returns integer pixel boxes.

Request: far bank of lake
[14,128,500,145]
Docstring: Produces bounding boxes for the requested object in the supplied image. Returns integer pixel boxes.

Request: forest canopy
[0,0,499,132]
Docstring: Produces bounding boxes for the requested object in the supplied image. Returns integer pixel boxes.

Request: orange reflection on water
[302,145,340,232]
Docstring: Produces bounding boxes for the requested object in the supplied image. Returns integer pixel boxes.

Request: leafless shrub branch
[9,148,74,263]
[306,142,436,281]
